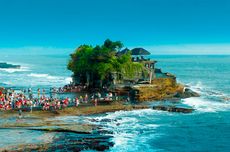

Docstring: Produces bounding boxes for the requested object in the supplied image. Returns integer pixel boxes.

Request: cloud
[143,44,230,55]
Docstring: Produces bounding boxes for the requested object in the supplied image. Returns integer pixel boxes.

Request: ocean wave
[186,81,230,103]
[27,73,58,80]
[2,81,12,85]
[24,73,72,87]
[183,97,230,113]
[86,109,162,132]
[65,77,72,84]
[0,66,30,73]
[87,109,161,152]
[186,81,204,94]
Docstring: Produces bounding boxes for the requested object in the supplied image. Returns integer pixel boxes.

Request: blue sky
[0,0,230,54]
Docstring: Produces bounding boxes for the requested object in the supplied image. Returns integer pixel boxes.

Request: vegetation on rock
[67,39,147,87]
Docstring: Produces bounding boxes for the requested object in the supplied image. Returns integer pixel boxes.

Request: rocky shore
[0,77,200,151]
[121,78,200,102]
[0,102,152,151]
[0,90,198,151]
[0,103,149,118]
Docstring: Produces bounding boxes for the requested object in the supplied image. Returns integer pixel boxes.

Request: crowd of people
[59,84,88,93]
[0,87,114,111]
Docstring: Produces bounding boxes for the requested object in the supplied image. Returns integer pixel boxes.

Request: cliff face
[132,78,192,101]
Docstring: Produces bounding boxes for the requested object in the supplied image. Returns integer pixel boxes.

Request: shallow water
[0,55,230,151]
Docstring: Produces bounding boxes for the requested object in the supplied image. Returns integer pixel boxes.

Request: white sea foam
[27,73,58,80]
[2,81,12,85]
[65,77,72,84]
[24,73,72,87]
[91,109,161,151]
[0,66,30,73]
[186,81,204,94]
[183,97,230,112]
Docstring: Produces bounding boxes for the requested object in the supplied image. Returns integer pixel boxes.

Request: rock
[90,118,117,123]
[0,62,20,69]
[174,88,200,98]
[222,97,230,101]
[152,105,194,113]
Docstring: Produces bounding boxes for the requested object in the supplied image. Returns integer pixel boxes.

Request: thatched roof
[117,47,151,56]
[131,48,151,55]
[116,48,130,56]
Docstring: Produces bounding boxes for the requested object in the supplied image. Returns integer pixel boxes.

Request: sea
[0,54,230,152]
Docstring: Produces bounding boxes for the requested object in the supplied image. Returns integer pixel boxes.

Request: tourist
[94,98,98,106]
[75,97,79,107]
[18,109,22,119]
[30,100,33,112]
[37,88,40,98]
[97,92,101,100]
[79,96,83,103]
[84,94,88,103]
[108,92,113,100]
[63,98,69,108]
[42,89,46,97]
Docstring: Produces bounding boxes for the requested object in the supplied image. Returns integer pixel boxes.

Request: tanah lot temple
[114,47,175,85]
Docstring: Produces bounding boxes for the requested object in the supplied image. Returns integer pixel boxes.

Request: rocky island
[0,62,21,69]
[67,39,199,103]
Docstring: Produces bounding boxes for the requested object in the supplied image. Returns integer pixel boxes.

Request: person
[37,88,40,98]
[49,88,53,99]
[44,102,50,110]
[63,98,69,108]
[79,96,83,103]
[42,89,46,97]
[23,89,26,94]
[97,92,101,100]
[115,93,119,101]
[108,92,113,100]
[94,98,98,106]
[30,100,33,113]
[75,97,79,107]
[126,96,130,102]
[18,109,22,119]
[84,94,88,103]
[57,100,61,109]
[28,88,32,99]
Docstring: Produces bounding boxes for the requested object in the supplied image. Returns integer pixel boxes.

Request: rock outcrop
[174,88,200,98]
[152,105,194,113]
[132,78,183,101]
[0,62,20,69]
[131,78,199,101]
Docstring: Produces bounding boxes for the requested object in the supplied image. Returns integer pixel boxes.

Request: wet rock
[0,62,20,69]
[152,105,194,113]
[174,88,200,98]
[48,132,114,151]
[90,118,117,123]
[97,129,113,134]
[1,131,114,152]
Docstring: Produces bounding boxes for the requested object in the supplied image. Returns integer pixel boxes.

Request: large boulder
[174,88,200,98]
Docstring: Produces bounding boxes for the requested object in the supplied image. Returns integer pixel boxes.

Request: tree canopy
[67,39,147,87]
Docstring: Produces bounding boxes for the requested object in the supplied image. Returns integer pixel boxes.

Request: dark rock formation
[47,132,114,152]
[152,105,194,113]
[174,88,200,98]
[0,128,114,152]
[0,62,20,69]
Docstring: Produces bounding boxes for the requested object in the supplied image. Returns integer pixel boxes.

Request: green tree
[68,39,147,88]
